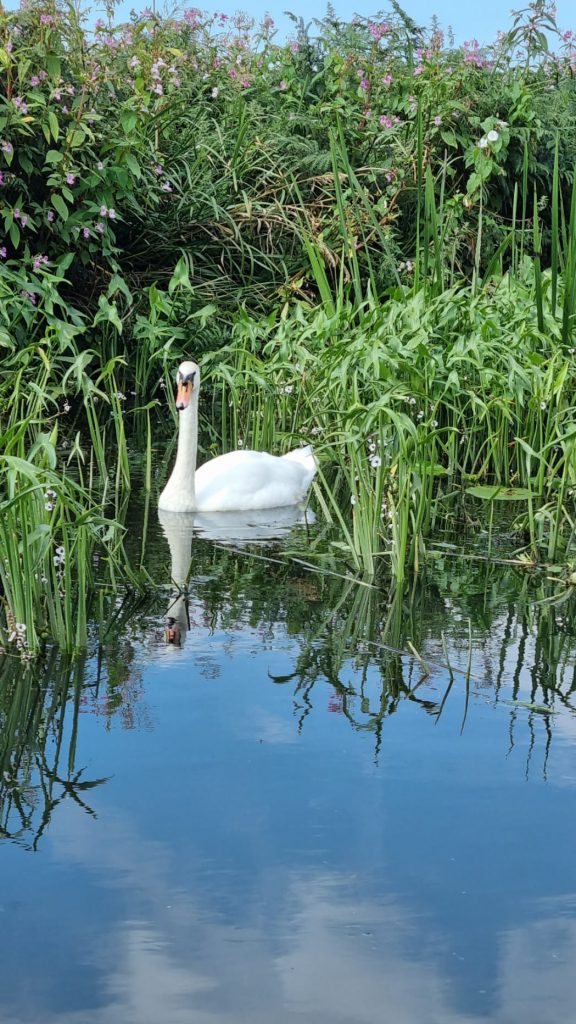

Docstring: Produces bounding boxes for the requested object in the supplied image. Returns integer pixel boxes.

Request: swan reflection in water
[158,505,315,645]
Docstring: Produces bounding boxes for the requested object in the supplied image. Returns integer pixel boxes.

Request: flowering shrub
[0,0,575,350]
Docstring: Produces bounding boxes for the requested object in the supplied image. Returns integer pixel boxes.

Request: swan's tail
[282,445,318,491]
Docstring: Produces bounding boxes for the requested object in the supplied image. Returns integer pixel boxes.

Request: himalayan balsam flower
[0,247,6,258]
[434,115,442,126]
[95,221,104,233]
[33,254,49,270]
[13,97,28,114]
[2,141,13,154]
[47,210,55,222]
[30,75,40,87]
[161,181,173,192]
[0,172,3,186]
[66,172,76,185]
[279,80,287,91]
[82,227,90,239]
[40,14,54,25]
[382,74,393,85]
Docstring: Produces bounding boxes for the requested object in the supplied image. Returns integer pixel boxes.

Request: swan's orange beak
[176,380,191,411]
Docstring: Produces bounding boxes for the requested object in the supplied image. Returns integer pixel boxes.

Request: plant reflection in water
[1,502,576,848]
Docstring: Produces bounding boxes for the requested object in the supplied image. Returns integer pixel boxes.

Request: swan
[158,360,317,513]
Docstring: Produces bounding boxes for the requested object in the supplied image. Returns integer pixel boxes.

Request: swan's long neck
[165,389,199,507]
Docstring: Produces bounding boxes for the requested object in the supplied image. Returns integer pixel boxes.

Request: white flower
[370,455,382,468]
[282,384,293,395]
[409,397,417,406]
[540,401,547,410]
[351,495,357,505]
[211,87,218,98]
[237,439,244,448]
[478,136,489,149]
[487,129,499,142]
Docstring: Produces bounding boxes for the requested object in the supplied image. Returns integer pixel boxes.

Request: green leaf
[168,256,192,294]
[466,485,533,501]
[46,55,61,80]
[121,109,138,134]
[52,194,68,220]
[68,129,85,148]
[9,222,20,248]
[440,130,457,148]
[45,149,63,164]
[48,111,59,141]
[125,152,141,178]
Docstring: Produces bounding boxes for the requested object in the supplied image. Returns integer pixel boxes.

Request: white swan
[158,361,317,513]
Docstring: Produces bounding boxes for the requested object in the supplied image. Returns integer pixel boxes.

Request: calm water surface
[1,501,576,1024]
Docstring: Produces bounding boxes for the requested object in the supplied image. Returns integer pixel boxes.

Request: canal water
[0,502,575,1023]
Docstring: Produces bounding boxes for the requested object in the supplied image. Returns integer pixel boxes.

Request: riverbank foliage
[1,0,576,650]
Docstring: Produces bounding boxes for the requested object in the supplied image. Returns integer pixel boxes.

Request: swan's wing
[194,449,315,511]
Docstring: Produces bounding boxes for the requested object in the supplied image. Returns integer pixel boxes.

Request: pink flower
[0,247,6,258]
[95,221,105,234]
[13,207,20,219]
[414,65,424,76]
[47,210,55,222]
[108,208,116,219]
[13,97,28,114]
[53,88,61,100]
[40,14,53,25]
[33,254,49,270]
[434,115,442,126]
[279,80,288,91]
[20,214,28,227]
[360,78,370,91]
[5,41,12,53]
[2,140,13,155]
[0,172,3,186]
[229,68,238,80]
[153,83,163,95]
[31,75,40,87]
[82,227,90,238]
[289,40,299,54]
[154,164,164,175]
[382,74,393,85]
[66,172,76,185]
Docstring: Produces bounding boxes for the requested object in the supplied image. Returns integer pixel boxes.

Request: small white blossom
[486,129,499,143]
[478,136,489,149]
[370,455,382,468]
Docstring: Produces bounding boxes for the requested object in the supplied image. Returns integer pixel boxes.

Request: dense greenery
[2,0,576,652]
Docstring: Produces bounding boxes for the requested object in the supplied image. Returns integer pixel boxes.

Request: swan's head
[175,360,200,412]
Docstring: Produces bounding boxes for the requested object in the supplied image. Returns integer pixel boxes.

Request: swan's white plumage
[158,361,317,513]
